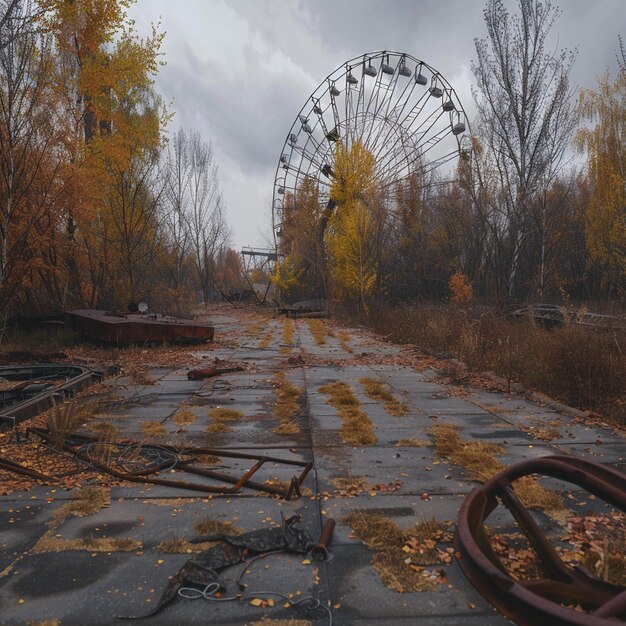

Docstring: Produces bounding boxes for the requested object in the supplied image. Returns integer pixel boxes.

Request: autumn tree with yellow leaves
[325,140,381,310]
[578,55,626,296]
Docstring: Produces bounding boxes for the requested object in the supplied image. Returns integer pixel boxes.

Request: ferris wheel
[272,50,470,240]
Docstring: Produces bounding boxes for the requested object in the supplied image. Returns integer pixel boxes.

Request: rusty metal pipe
[312,518,335,560]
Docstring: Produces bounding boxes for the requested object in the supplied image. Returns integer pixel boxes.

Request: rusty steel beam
[455,455,626,626]
[66,309,215,344]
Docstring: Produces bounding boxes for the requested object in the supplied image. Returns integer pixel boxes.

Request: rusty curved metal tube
[455,455,626,626]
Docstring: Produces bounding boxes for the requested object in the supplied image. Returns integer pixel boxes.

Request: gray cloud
[129,0,625,248]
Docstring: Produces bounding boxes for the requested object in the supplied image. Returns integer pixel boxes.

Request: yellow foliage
[326,141,380,306]
[578,69,626,292]
[449,272,473,304]
[272,244,304,297]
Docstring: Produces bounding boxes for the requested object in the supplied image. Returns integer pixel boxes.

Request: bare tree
[472,0,576,298]
[162,128,193,290]
[185,132,230,304]
[0,0,57,315]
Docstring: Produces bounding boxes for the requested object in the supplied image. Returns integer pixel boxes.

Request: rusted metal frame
[455,455,626,626]
[0,456,53,482]
[27,427,312,499]
[0,366,102,427]
[45,430,313,472]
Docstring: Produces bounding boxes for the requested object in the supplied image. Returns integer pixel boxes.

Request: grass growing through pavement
[337,330,353,353]
[272,372,302,435]
[305,319,328,345]
[206,408,244,433]
[281,317,295,354]
[359,377,409,416]
[141,420,168,438]
[51,486,111,524]
[319,381,377,445]
[429,423,563,512]
[342,511,453,592]
[194,517,242,536]
[32,536,140,554]
[31,486,140,554]
[395,435,431,447]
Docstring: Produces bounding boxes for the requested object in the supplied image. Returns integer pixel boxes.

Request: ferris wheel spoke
[375,106,447,171]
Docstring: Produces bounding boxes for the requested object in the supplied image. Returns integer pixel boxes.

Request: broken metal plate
[455,455,626,626]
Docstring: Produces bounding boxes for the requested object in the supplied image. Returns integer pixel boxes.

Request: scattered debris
[187,363,243,380]
[124,514,314,619]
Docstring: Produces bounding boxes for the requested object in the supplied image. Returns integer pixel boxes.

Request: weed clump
[342,511,453,592]
[429,423,563,512]
[319,381,377,445]
[272,372,302,435]
[359,377,409,416]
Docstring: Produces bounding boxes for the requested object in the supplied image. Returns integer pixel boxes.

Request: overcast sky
[128,0,624,250]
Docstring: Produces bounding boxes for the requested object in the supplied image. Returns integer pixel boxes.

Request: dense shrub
[363,303,626,424]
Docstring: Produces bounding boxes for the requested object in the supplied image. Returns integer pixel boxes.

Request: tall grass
[363,303,626,424]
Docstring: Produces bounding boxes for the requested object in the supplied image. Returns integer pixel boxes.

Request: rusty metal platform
[66,309,215,344]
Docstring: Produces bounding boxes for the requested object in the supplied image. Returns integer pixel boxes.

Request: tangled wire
[77,442,179,474]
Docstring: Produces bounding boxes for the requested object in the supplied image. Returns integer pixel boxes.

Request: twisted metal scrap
[455,455,626,626]
[124,514,314,619]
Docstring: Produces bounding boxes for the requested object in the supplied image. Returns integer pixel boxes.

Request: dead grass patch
[259,331,273,349]
[281,317,295,354]
[155,536,209,554]
[251,617,312,626]
[342,511,452,593]
[319,381,377,446]
[329,476,368,493]
[337,330,353,353]
[206,407,243,433]
[89,420,119,442]
[172,409,196,428]
[395,436,430,447]
[27,620,62,626]
[194,517,242,537]
[141,421,168,438]
[272,372,302,435]
[31,536,140,554]
[46,399,90,450]
[429,423,563,511]
[127,367,155,386]
[51,486,111,525]
[359,377,409,416]
[306,319,327,345]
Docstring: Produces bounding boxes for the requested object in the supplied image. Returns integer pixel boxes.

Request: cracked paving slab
[0,309,624,625]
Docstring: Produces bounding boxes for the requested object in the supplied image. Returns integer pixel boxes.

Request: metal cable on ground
[76,442,179,474]
[177,582,333,625]
[193,378,232,398]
